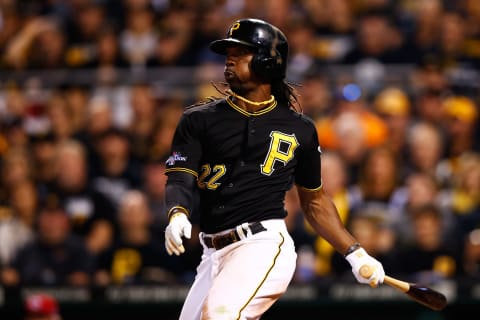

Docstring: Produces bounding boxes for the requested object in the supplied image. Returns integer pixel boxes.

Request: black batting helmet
[209,18,288,80]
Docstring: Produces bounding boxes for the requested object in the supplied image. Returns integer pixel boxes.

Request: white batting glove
[346,248,385,287]
[165,213,192,256]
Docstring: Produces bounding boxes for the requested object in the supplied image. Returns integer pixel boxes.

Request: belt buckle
[212,235,222,249]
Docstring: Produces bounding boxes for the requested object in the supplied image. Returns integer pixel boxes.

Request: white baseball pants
[179,219,297,320]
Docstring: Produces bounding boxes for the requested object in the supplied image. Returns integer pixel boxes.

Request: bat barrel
[359,264,447,311]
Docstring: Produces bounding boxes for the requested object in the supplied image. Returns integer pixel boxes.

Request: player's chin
[224,70,239,83]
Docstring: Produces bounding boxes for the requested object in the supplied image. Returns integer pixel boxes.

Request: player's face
[224,45,256,91]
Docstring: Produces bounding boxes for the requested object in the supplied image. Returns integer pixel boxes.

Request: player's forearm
[298,188,357,255]
[165,171,197,219]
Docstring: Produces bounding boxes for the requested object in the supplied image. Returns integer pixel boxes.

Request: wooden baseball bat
[360,265,447,311]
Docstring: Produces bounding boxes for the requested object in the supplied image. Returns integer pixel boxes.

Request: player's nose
[225,58,235,67]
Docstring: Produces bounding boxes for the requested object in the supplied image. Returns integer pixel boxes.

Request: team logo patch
[166,152,187,165]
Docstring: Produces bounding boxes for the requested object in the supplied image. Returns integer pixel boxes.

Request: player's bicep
[295,131,322,190]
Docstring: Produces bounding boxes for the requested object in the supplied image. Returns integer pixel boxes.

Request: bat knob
[360,265,373,278]
[359,265,377,288]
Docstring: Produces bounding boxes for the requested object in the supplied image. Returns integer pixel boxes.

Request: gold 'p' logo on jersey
[261,131,299,176]
[229,22,240,36]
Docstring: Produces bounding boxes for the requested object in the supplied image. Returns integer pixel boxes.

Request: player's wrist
[167,206,190,222]
[343,242,362,257]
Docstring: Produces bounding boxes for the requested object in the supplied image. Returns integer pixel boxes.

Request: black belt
[202,222,267,250]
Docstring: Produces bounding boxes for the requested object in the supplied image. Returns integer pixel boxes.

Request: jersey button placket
[249,117,256,135]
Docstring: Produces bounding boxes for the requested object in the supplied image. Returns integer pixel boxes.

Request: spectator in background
[81,27,129,86]
[282,12,319,83]
[348,145,405,225]
[1,199,93,286]
[262,0,291,32]
[391,203,464,284]
[146,7,196,67]
[63,1,106,68]
[438,152,480,240]
[436,10,476,70]
[73,94,115,172]
[24,293,62,320]
[62,84,90,136]
[410,0,444,58]
[440,95,479,159]
[313,0,355,62]
[1,147,33,193]
[296,70,332,120]
[47,140,116,256]
[0,179,36,267]
[126,83,158,161]
[94,190,176,286]
[29,132,58,200]
[91,128,142,209]
[395,172,455,246]
[2,86,28,127]
[412,88,446,126]
[3,116,30,151]
[463,228,480,279]
[405,121,445,183]
[316,94,389,183]
[8,176,38,226]
[84,27,129,69]
[4,18,66,70]
[436,96,479,187]
[45,92,75,142]
[341,11,401,64]
[191,6,229,65]
[0,3,22,65]
[373,86,412,156]
[120,6,157,66]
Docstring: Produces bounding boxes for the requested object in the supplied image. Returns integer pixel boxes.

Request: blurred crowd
[0,0,479,288]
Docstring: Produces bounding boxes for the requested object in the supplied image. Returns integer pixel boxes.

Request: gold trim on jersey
[226,96,277,117]
[167,206,190,220]
[296,181,323,192]
[165,167,199,178]
[236,232,285,320]
[227,89,275,106]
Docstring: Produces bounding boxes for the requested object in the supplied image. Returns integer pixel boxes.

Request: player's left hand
[345,247,385,287]
[165,212,192,256]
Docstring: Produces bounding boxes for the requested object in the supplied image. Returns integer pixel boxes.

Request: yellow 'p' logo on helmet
[229,22,240,36]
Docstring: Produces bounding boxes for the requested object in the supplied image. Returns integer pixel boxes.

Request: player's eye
[227,46,254,57]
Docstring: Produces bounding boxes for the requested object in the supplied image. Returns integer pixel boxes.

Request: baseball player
[164,18,385,320]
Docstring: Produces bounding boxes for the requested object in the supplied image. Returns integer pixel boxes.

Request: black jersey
[165,97,322,233]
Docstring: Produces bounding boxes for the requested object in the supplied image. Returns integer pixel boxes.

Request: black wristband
[344,242,361,257]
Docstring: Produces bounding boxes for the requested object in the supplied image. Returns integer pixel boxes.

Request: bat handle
[360,265,410,292]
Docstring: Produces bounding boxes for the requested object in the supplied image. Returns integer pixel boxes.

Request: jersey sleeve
[165,112,202,177]
[295,120,322,191]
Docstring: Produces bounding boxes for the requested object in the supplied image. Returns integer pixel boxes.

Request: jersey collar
[226,97,277,116]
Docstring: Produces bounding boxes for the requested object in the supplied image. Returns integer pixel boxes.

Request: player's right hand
[345,247,385,287]
[165,212,192,256]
